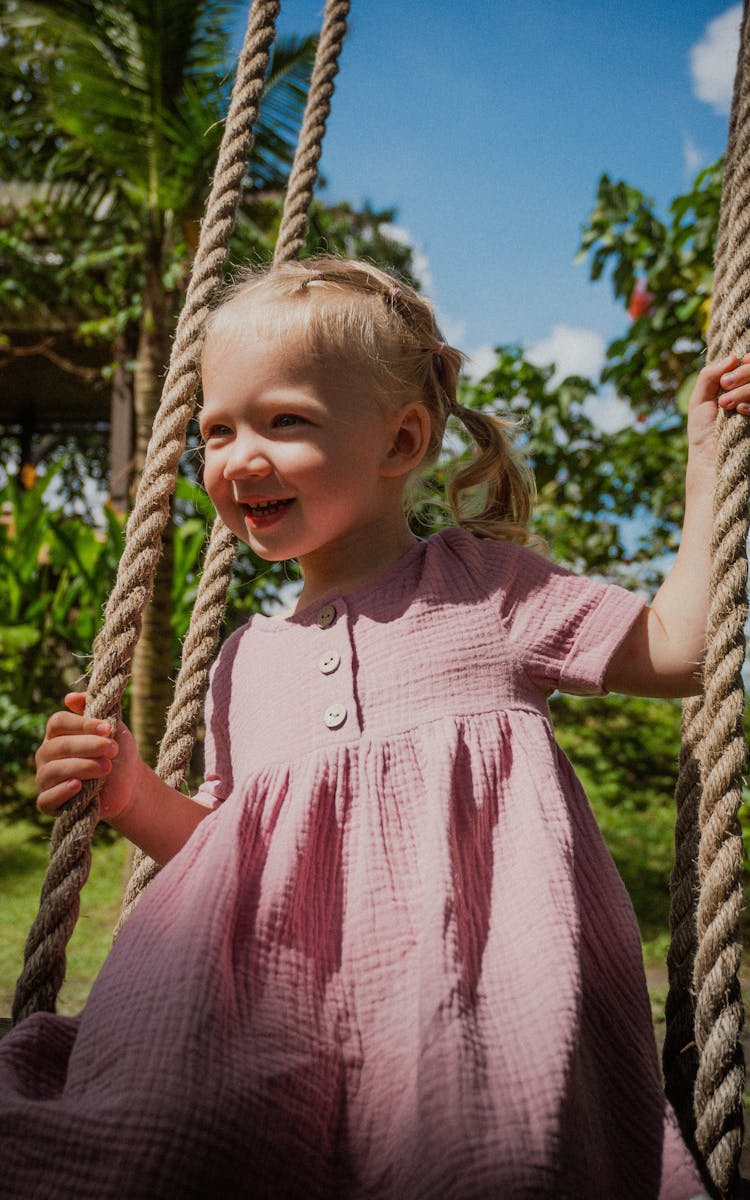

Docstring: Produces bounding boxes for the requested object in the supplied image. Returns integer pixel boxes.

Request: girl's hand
[688,353,750,462]
[35,692,140,822]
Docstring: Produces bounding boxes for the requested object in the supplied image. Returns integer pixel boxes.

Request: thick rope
[692,400,749,1195]
[705,1,747,358]
[663,696,703,1145]
[273,0,351,263]
[117,0,351,927]
[115,518,237,933]
[663,4,750,1191]
[12,0,281,1025]
[663,9,746,1137]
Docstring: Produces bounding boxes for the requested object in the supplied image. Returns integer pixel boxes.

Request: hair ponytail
[446,404,537,545]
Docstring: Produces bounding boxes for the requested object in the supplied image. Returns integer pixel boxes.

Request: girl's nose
[223,440,272,480]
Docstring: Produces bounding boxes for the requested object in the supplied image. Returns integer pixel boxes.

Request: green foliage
[553,692,750,960]
[578,161,722,411]
[0,696,46,804]
[418,345,683,582]
[0,470,300,806]
[458,350,624,571]
[0,473,123,808]
[0,1,315,218]
[553,693,681,954]
[420,160,727,583]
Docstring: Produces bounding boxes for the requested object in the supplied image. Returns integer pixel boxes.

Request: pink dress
[0,528,708,1199]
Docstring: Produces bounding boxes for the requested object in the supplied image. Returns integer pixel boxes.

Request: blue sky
[235,1,738,407]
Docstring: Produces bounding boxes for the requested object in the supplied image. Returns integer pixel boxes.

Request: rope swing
[664,4,750,1195]
[12,0,351,1023]
[9,1,749,1195]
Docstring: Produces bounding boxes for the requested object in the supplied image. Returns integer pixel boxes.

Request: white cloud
[381,223,434,292]
[526,326,632,432]
[683,132,704,177]
[436,312,467,347]
[527,324,606,384]
[690,5,742,115]
[583,386,633,434]
[463,343,497,381]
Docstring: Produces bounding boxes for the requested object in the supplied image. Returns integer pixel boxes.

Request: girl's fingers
[36,754,113,803]
[38,733,118,763]
[62,692,115,735]
[38,753,114,783]
[719,384,750,411]
[35,694,121,815]
[691,354,750,416]
[719,362,750,413]
[45,710,113,739]
[690,355,738,407]
[37,779,83,815]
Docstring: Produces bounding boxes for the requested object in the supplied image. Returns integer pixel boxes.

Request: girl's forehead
[201,292,405,414]
[204,297,308,354]
[204,289,389,358]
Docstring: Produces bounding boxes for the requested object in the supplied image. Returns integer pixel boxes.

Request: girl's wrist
[100,756,145,828]
[684,442,716,485]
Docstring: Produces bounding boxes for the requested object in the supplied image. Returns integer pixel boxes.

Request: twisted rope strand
[12,0,281,1025]
[116,519,237,933]
[689,10,750,1184]
[663,696,703,1145]
[116,0,353,924]
[706,1,747,354]
[273,0,351,264]
[692,408,750,1196]
[665,8,749,1190]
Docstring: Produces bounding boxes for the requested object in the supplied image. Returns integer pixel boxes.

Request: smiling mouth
[241,498,295,516]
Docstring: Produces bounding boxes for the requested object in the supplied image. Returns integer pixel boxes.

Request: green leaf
[676,372,698,415]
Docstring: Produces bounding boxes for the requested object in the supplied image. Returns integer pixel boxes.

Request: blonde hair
[204,256,536,544]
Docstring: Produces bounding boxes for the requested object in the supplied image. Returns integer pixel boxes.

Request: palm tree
[0,0,315,760]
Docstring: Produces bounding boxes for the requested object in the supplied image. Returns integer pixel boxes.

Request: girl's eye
[272,413,303,429]
[203,423,232,439]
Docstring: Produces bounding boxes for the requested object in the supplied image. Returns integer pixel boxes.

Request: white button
[316,604,337,629]
[318,650,341,675]
[324,703,347,729]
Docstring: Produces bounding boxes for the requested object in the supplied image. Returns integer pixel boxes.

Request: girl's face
[200,310,412,573]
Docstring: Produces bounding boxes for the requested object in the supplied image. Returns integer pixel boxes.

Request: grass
[0,816,130,1016]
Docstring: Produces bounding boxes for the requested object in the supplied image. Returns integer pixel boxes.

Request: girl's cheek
[201,465,225,506]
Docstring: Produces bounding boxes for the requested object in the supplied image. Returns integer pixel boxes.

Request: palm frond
[2,3,319,222]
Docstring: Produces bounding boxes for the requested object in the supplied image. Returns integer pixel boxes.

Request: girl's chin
[236,529,290,560]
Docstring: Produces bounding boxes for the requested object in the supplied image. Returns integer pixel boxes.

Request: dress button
[324,703,347,729]
[318,650,341,675]
[316,604,337,629]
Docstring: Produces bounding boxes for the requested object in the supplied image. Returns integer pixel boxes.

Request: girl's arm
[604,354,750,699]
[36,692,211,864]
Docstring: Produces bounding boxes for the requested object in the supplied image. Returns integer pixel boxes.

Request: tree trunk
[109,332,134,514]
[129,238,174,768]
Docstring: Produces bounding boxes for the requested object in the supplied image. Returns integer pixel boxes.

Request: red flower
[628,280,653,320]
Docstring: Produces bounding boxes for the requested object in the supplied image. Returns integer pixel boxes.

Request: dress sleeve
[497,543,646,696]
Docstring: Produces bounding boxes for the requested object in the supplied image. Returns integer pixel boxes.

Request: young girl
[2,257,747,1199]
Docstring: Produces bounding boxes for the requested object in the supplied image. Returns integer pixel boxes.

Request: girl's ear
[380,403,432,478]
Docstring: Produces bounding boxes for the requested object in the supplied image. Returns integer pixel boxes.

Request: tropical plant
[0,472,122,807]
[0,470,282,809]
[423,161,726,585]
[578,159,721,412]
[0,0,318,761]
